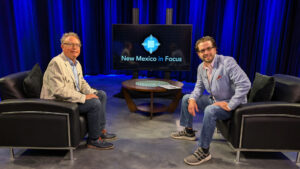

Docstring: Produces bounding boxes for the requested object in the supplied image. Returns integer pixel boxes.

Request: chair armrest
[235,102,300,117]
[0,99,81,147]
[0,98,78,114]
[232,102,300,132]
[231,102,300,149]
[219,102,300,148]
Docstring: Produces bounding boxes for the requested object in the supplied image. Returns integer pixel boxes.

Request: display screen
[112,24,192,71]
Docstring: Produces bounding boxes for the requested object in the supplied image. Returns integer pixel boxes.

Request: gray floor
[0,74,299,169]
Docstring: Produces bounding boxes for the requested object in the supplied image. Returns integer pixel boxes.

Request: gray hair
[60,32,81,44]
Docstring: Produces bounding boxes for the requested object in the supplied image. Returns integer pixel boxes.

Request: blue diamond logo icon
[142,34,160,54]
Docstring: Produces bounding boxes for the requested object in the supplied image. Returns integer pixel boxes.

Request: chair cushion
[23,64,43,98]
[248,73,275,102]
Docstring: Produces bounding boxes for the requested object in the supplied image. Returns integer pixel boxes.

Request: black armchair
[0,71,88,160]
[216,74,300,163]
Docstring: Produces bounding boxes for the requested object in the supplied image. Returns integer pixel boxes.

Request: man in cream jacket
[41,32,116,150]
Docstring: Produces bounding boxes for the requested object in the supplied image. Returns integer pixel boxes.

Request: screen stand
[164,71,171,79]
[131,8,139,79]
[164,8,173,80]
[132,71,139,79]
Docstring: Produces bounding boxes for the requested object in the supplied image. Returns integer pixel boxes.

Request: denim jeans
[180,94,232,149]
[78,90,107,140]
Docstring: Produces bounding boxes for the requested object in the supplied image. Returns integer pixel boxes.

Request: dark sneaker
[171,128,196,141]
[100,129,117,140]
[87,138,114,150]
[184,147,211,165]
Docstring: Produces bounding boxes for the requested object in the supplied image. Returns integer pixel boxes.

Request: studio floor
[0,74,298,169]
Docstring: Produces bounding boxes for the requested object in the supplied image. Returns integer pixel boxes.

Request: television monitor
[112,24,192,71]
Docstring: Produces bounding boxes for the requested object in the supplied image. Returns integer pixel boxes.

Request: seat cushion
[248,73,275,102]
[23,63,43,98]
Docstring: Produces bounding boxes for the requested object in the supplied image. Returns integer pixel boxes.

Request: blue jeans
[78,90,107,140]
[180,94,231,149]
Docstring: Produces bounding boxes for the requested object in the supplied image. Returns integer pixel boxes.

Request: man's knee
[88,98,101,110]
[203,105,219,118]
[182,94,191,104]
[97,90,107,100]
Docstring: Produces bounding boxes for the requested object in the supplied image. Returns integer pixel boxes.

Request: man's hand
[213,101,231,111]
[188,99,199,117]
[85,94,99,100]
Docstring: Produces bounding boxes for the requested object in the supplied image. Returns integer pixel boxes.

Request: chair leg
[296,152,300,163]
[10,148,14,159]
[235,150,240,163]
[69,149,74,161]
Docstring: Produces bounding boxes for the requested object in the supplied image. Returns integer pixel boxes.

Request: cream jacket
[40,53,97,103]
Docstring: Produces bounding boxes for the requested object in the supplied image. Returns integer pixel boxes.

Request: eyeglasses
[197,46,214,54]
[63,43,81,48]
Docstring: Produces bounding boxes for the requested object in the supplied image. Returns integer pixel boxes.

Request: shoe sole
[103,137,117,141]
[171,135,196,141]
[87,144,114,150]
[184,154,212,165]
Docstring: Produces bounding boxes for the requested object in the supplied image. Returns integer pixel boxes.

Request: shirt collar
[203,54,216,70]
[63,53,78,66]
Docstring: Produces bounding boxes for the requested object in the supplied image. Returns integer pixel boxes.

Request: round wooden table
[122,78,184,119]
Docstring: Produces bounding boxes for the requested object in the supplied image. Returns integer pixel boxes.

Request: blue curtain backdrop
[0,0,299,82]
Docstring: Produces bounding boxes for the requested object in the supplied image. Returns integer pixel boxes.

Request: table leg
[150,92,154,119]
[122,87,137,112]
[167,89,182,113]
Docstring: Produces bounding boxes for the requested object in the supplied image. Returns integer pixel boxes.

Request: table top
[122,78,184,92]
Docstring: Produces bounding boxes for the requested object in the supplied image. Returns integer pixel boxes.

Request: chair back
[272,74,300,103]
[0,71,29,100]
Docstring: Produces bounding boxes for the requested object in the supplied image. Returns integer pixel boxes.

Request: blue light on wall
[260,0,286,75]
[13,0,40,71]
[0,0,299,79]
[47,0,64,58]
[220,0,235,56]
